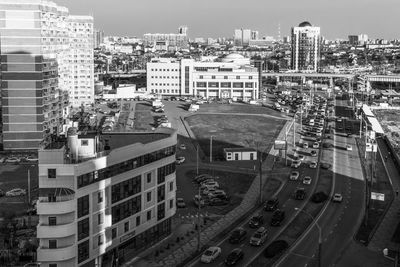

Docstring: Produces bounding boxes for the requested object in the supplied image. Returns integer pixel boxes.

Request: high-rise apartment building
[36,128,177,267]
[143,26,189,51]
[291,21,321,72]
[233,28,252,46]
[0,0,94,151]
[94,29,104,48]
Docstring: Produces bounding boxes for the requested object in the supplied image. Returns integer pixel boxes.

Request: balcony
[37,245,76,262]
[37,221,76,238]
[37,198,75,215]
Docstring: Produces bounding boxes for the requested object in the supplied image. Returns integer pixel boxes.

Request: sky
[56,0,400,40]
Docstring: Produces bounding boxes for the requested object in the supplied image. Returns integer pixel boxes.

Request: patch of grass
[199,103,285,117]
[133,103,154,131]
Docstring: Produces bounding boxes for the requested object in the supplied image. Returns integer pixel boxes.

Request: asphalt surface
[276,94,365,267]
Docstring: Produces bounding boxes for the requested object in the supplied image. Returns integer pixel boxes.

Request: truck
[158,122,172,128]
[152,100,164,108]
[188,104,199,112]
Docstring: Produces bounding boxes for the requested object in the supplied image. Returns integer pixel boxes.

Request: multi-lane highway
[276,94,365,267]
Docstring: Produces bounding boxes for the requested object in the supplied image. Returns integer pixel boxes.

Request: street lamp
[209,135,214,163]
[294,208,322,267]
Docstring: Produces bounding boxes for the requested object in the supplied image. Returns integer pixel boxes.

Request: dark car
[270,209,285,226]
[225,248,244,266]
[264,197,279,212]
[320,163,332,169]
[229,228,247,244]
[294,188,306,200]
[264,240,289,258]
[209,198,229,206]
[248,215,264,228]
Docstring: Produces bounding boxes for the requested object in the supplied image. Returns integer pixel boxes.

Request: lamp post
[209,135,214,163]
[295,208,322,267]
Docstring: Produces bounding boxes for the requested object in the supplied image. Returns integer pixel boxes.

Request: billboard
[274,140,286,150]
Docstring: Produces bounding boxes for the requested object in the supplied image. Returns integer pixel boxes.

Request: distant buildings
[147,54,259,100]
[348,34,369,45]
[36,128,177,267]
[234,29,252,46]
[143,26,189,51]
[0,0,94,151]
[94,29,105,48]
[291,21,321,72]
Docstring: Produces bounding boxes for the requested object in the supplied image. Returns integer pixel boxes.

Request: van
[250,227,268,246]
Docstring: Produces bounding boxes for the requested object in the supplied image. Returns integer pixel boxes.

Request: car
[289,171,300,180]
[194,174,213,183]
[208,190,227,200]
[25,156,38,162]
[309,161,317,169]
[176,198,186,208]
[294,188,306,200]
[5,157,20,163]
[346,145,352,151]
[5,188,26,197]
[193,195,206,207]
[250,227,268,246]
[225,248,244,266]
[298,155,305,161]
[179,144,186,150]
[201,181,219,188]
[332,193,343,203]
[313,142,319,149]
[202,187,217,195]
[310,150,317,157]
[249,214,264,228]
[322,142,333,149]
[291,160,301,168]
[303,176,312,185]
[201,246,221,263]
[209,198,228,206]
[176,156,185,164]
[270,209,285,226]
[264,197,279,211]
[264,240,289,258]
[320,163,332,169]
[229,228,247,244]
[302,143,309,149]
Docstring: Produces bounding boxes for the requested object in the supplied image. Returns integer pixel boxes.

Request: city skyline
[56,0,400,39]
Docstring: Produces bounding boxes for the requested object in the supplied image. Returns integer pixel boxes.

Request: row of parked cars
[193,174,229,207]
[0,156,38,164]
[0,188,26,197]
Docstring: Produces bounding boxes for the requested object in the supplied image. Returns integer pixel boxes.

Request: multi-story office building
[147,54,259,100]
[67,16,94,107]
[36,128,177,267]
[0,0,94,150]
[291,21,321,72]
[94,29,104,48]
[143,26,188,51]
[234,28,251,46]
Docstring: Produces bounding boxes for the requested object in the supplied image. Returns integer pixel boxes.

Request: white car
[179,144,186,150]
[346,145,352,151]
[176,157,185,164]
[303,143,309,149]
[332,193,343,203]
[313,142,320,149]
[176,198,186,208]
[291,160,301,168]
[6,157,20,163]
[309,161,317,169]
[289,171,300,180]
[201,246,222,263]
[6,188,26,197]
[303,176,312,185]
[298,155,305,161]
[25,156,38,162]
[201,181,219,188]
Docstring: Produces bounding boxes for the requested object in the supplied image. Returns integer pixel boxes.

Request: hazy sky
[56,0,399,40]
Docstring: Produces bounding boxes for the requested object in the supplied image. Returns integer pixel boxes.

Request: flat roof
[224,147,257,152]
[362,105,375,117]
[366,117,385,134]
[102,132,171,150]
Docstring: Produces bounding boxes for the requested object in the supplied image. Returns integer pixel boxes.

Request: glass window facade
[77,195,89,218]
[111,175,141,204]
[111,195,141,224]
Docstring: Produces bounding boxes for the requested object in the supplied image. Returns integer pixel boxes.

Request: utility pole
[196,144,199,175]
[259,149,263,205]
[197,185,201,252]
[209,136,213,163]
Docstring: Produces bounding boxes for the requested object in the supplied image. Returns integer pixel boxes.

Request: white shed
[224,148,257,161]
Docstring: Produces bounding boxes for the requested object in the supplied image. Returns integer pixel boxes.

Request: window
[147,192,152,202]
[78,218,90,241]
[49,240,57,249]
[158,203,165,221]
[221,82,231,88]
[147,210,151,221]
[249,76,253,79]
[245,82,254,88]
[157,163,176,184]
[199,75,203,79]
[170,199,174,209]
[47,169,56,179]
[212,75,216,79]
[157,185,165,202]
[97,191,103,203]
[81,140,88,146]
[224,76,228,79]
[77,195,89,218]
[98,213,103,225]
[196,82,207,88]
[124,221,129,233]
[111,175,141,204]
[236,76,240,80]
[208,82,219,88]
[147,173,152,183]
[48,217,57,226]
[49,264,57,267]
[98,235,103,246]
[112,228,117,239]
[136,216,141,226]
[233,82,244,88]
[169,181,174,192]
[78,240,89,263]
[111,195,141,224]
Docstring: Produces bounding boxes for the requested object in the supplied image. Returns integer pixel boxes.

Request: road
[276,94,365,267]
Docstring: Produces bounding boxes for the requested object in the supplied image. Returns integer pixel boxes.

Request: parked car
[248,214,264,228]
[25,156,38,162]
[201,181,219,189]
[201,246,221,263]
[303,176,312,185]
[193,195,206,207]
[310,150,317,157]
[264,197,279,212]
[270,209,285,226]
[294,188,306,200]
[289,171,300,180]
[303,143,309,149]
[176,157,185,164]
[5,157,20,163]
[209,198,228,206]
[6,188,26,197]
[320,163,332,169]
[332,193,343,203]
[176,198,186,208]
[250,227,268,246]
[298,155,305,161]
[208,190,227,200]
[229,228,247,244]
[179,144,186,150]
[291,160,301,168]
[309,161,317,169]
[225,248,244,266]
[194,174,213,183]
[313,142,320,149]
[346,145,352,151]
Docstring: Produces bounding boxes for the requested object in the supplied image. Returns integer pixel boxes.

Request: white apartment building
[291,21,321,72]
[67,16,95,108]
[36,128,177,267]
[147,54,259,100]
